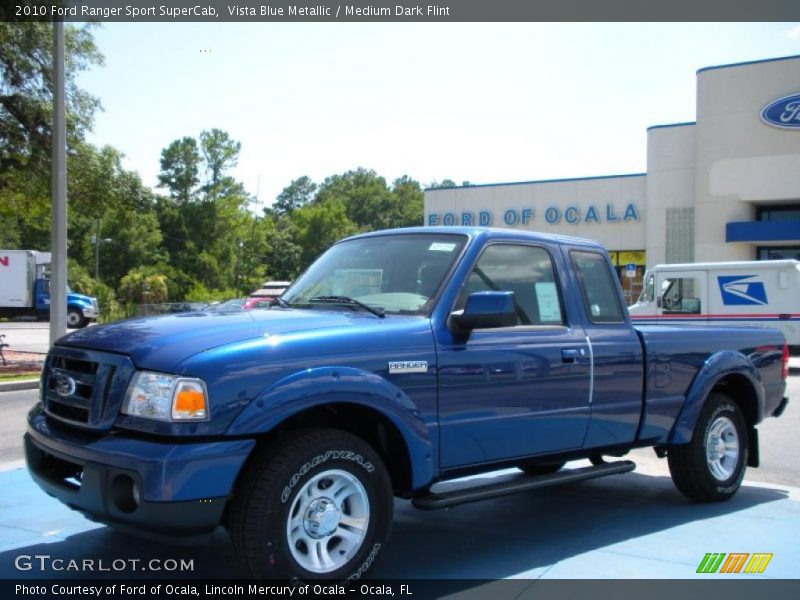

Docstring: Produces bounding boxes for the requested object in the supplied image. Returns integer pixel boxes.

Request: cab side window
[571,251,625,323]
[458,244,564,326]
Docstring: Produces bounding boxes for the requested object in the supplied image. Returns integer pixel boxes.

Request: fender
[667,350,765,444]
[226,366,434,489]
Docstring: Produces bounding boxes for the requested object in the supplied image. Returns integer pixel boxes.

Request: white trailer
[629,259,800,347]
[0,250,50,309]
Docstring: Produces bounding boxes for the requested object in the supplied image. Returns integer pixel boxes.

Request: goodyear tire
[667,393,748,502]
[229,428,393,580]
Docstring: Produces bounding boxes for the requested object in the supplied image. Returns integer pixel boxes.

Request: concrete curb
[0,379,39,392]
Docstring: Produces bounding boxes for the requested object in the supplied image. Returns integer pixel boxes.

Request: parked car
[25,227,790,581]
[205,298,246,312]
[246,280,292,307]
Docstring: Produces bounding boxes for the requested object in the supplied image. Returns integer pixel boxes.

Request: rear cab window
[570,250,625,323]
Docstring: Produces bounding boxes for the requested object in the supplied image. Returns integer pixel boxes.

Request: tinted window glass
[458,244,564,326]
[282,234,466,315]
[571,251,625,323]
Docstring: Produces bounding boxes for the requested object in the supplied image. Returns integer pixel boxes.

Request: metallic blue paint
[27,406,254,501]
[26,226,790,532]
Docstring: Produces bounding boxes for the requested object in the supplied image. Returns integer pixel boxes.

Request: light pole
[235,240,244,296]
[92,232,112,281]
[50,20,67,345]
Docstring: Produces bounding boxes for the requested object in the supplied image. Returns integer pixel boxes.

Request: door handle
[561,348,580,363]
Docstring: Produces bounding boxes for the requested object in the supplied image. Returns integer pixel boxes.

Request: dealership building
[424,54,800,299]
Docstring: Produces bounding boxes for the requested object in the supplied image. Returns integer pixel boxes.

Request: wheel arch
[667,350,765,445]
[226,366,434,494]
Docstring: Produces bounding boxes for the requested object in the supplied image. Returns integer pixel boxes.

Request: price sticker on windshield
[429,242,457,252]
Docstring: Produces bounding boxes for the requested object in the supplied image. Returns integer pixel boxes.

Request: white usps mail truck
[629,260,800,347]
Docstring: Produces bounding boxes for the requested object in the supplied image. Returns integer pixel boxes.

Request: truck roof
[342,226,607,250]
[651,259,800,271]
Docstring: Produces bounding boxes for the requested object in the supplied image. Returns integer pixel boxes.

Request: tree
[118,267,168,305]
[428,179,457,189]
[96,204,165,289]
[0,22,103,173]
[314,168,395,230]
[390,175,424,227]
[271,176,316,216]
[200,128,241,191]
[263,218,303,280]
[158,137,200,203]
[294,199,357,266]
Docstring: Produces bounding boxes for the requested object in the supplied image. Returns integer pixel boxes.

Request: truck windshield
[638,272,654,304]
[281,233,467,315]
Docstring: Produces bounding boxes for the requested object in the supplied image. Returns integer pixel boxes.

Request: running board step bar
[412,460,636,510]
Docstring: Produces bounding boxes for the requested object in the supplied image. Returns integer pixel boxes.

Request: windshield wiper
[308,296,385,318]
[271,296,290,308]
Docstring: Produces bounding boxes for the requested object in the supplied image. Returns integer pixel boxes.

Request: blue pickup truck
[25,227,790,580]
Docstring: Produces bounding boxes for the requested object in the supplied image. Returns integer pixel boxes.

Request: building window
[757,246,800,261]
[757,206,800,222]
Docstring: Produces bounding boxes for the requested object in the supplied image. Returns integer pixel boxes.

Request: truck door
[435,242,592,469]
[566,249,645,448]
[655,270,708,321]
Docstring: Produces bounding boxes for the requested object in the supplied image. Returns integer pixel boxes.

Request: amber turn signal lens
[171,381,208,420]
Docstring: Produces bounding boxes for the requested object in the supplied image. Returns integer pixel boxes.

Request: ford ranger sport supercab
[25,227,790,580]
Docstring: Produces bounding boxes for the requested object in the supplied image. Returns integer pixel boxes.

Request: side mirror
[451,291,517,330]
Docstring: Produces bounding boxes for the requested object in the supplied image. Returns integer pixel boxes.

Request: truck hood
[67,292,95,304]
[56,308,379,371]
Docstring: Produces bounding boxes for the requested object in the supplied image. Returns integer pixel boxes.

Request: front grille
[43,348,134,431]
[48,399,90,423]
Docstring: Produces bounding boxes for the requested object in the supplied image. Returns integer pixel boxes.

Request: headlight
[121,371,209,422]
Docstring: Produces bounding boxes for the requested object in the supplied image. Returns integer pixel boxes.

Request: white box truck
[629,259,800,347]
[0,250,99,328]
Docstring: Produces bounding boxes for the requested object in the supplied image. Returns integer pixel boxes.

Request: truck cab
[35,276,99,328]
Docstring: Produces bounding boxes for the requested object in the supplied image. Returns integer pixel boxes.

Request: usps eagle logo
[718,275,768,306]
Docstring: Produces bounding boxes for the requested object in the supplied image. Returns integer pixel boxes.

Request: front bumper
[25,406,255,539]
[81,306,98,319]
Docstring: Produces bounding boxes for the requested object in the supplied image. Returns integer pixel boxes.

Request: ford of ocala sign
[761,93,800,129]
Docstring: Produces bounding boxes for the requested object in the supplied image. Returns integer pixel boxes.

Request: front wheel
[66,308,85,328]
[667,393,748,502]
[228,428,393,580]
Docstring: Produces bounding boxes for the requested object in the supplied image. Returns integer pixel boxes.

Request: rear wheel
[667,393,747,502]
[228,428,393,580]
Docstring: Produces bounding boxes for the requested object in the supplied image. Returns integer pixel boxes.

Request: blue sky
[77,23,800,208]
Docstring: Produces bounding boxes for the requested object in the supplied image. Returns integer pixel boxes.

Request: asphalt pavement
[0,376,797,581]
[0,322,53,354]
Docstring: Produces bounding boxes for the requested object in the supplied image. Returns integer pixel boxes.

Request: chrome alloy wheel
[705,415,740,481]
[286,469,370,574]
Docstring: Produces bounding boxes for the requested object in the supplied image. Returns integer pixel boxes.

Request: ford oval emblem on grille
[55,374,77,397]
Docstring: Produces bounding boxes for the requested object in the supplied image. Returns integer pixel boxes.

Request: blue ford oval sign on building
[761,93,800,129]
